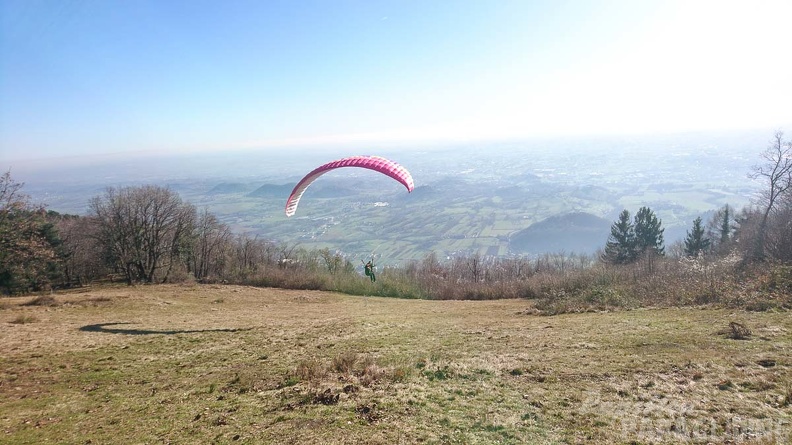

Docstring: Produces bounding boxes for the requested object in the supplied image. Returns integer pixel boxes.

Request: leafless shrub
[293,358,327,383]
[332,351,358,374]
[359,363,390,387]
[164,264,196,284]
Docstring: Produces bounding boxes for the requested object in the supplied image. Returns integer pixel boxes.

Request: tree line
[601,131,792,266]
[0,174,304,293]
[1,131,790,298]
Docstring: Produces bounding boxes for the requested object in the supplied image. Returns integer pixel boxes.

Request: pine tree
[718,205,732,245]
[706,204,734,253]
[634,206,664,256]
[601,209,636,264]
[684,216,710,257]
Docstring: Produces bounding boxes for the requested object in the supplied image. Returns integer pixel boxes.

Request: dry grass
[1,284,790,444]
[21,295,59,307]
[8,313,37,324]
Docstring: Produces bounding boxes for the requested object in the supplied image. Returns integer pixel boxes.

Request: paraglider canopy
[285,155,414,217]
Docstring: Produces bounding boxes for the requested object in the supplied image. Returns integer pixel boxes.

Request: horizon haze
[6,129,771,265]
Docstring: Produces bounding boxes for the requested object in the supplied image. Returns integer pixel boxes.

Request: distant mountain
[510,212,611,255]
[248,181,365,199]
[248,183,295,198]
[405,184,438,199]
[207,183,255,194]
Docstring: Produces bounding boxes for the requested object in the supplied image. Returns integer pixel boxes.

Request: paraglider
[285,155,414,217]
[364,260,376,282]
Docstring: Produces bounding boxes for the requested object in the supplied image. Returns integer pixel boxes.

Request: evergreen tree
[706,204,734,253]
[634,206,664,255]
[718,205,732,245]
[684,216,710,257]
[601,209,636,264]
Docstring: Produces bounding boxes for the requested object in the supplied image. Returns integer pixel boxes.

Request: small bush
[583,286,633,308]
[390,366,411,383]
[280,376,300,388]
[331,351,358,374]
[165,265,196,284]
[293,358,326,383]
[215,245,784,312]
[726,321,752,340]
[290,353,407,389]
[423,365,452,381]
[763,265,792,293]
[359,363,389,387]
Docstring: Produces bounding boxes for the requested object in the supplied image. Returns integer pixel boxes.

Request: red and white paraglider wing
[285,155,414,217]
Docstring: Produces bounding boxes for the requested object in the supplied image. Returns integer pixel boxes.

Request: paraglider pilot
[364,260,376,282]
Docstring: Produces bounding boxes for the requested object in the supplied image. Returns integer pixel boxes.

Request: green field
[2,285,790,444]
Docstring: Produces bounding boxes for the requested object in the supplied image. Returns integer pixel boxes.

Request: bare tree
[749,131,792,261]
[227,235,279,279]
[466,252,482,282]
[57,216,107,286]
[766,191,792,263]
[89,185,196,284]
[189,209,232,281]
[278,242,298,264]
[319,248,344,274]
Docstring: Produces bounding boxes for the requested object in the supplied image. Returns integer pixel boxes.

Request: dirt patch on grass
[1,284,790,444]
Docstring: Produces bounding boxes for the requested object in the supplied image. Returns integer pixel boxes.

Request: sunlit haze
[1,0,790,161]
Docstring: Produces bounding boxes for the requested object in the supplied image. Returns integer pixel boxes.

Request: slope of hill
[207,182,256,194]
[1,284,788,444]
[247,183,295,198]
[510,212,612,255]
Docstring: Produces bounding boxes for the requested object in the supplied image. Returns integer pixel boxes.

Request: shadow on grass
[79,322,252,336]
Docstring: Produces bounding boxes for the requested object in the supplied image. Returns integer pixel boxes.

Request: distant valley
[9,130,766,265]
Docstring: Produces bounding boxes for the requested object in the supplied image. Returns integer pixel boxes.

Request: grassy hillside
[2,284,790,444]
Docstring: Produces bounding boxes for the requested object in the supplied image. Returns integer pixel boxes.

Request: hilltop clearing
[1,284,790,444]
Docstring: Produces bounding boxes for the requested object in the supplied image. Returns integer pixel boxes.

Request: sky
[1,0,791,161]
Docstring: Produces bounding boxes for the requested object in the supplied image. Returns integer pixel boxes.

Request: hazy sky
[1,0,790,161]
